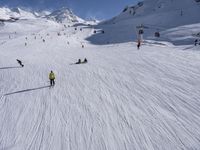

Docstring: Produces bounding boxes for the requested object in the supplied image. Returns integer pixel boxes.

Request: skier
[49,71,55,86]
[137,40,141,50]
[16,59,24,67]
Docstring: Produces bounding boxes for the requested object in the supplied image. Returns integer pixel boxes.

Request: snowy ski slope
[0,16,200,150]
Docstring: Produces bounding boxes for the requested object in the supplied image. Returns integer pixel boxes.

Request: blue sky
[0,0,140,19]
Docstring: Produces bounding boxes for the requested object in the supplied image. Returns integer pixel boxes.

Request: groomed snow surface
[0,20,200,150]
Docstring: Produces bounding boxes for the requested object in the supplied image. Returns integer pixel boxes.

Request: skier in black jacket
[16,59,24,67]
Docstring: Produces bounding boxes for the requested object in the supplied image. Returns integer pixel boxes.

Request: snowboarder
[49,71,55,86]
[75,59,81,64]
[16,59,24,67]
[137,40,141,50]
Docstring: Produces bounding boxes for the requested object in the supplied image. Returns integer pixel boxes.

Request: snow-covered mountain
[88,0,200,45]
[46,7,84,23]
[0,7,84,24]
[108,0,200,25]
[0,7,36,21]
[0,7,19,20]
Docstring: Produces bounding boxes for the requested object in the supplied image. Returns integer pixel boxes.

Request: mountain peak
[46,7,84,23]
[11,7,21,14]
[0,7,36,21]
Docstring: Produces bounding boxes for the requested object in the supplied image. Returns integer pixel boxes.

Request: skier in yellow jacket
[49,71,55,86]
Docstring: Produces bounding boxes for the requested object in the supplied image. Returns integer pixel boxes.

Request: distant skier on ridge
[49,71,55,86]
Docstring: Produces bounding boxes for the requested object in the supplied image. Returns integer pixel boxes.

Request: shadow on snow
[0,66,22,70]
[4,86,50,96]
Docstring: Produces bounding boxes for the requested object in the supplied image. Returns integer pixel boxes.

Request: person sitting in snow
[75,59,81,64]
[83,58,88,63]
